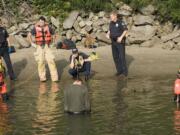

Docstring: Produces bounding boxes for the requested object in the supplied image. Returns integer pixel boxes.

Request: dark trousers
[69,62,91,77]
[111,41,128,76]
[0,47,15,79]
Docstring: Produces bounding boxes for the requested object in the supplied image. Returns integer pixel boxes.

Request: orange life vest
[35,25,52,45]
[174,79,180,95]
[0,72,6,94]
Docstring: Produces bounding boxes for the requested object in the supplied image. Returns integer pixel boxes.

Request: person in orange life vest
[0,57,8,101]
[28,16,58,82]
[174,70,180,102]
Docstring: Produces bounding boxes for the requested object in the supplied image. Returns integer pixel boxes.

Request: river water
[0,76,179,135]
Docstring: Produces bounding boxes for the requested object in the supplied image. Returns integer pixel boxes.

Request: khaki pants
[34,45,58,81]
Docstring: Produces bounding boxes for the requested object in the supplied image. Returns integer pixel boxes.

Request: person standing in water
[174,69,180,102]
[64,78,91,114]
[106,11,128,78]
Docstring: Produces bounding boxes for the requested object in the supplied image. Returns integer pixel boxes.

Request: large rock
[19,2,34,17]
[51,16,60,28]
[9,35,22,49]
[133,15,154,26]
[66,30,73,39]
[161,30,180,42]
[85,25,93,33]
[96,32,111,44]
[98,11,105,18]
[118,10,132,16]
[73,21,81,33]
[173,36,180,43]
[19,23,32,30]
[140,37,163,48]
[85,20,93,26]
[162,41,175,50]
[128,25,157,44]
[15,35,31,48]
[79,20,86,28]
[63,11,79,29]
[140,5,155,15]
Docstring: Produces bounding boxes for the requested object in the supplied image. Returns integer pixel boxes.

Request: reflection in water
[174,103,180,134]
[32,82,60,135]
[0,102,11,134]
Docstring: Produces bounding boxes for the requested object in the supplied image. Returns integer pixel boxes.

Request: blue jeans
[69,62,91,77]
[111,41,128,76]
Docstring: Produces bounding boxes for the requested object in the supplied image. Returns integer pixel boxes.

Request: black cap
[72,48,78,54]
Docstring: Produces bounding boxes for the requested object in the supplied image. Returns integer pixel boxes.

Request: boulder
[140,37,163,48]
[118,10,132,16]
[128,25,157,44]
[73,21,81,33]
[66,30,73,39]
[63,11,79,29]
[50,16,60,28]
[19,23,32,30]
[102,25,109,32]
[173,36,180,43]
[96,32,111,44]
[162,41,175,50]
[89,12,94,20]
[133,15,154,26]
[86,20,93,26]
[15,35,31,48]
[120,4,133,12]
[174,42,180,50]
[8,26,17,33]
[98,41,109,46]
[19,2,34,17]
[98,11,105,18]
[161,30,180,42]
[140,5,155,15]
[9,35,22,49]
[80,28,87,35]
[79,20,86,28]
[85,25,93,33]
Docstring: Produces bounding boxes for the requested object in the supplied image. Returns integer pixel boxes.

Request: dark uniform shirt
[64,84,91,113]
[0,27,9,47]
[109,20,128,42]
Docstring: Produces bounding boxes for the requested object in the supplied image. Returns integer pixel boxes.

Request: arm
[70,55,75,69]
[117,30,127,43]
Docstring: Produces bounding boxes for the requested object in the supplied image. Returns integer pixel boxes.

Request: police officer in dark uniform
[106,11,128,77]
[0,19,16,80]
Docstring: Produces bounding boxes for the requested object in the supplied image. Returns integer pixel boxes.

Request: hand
[117,36,123,43]
[31,42,37,48]
[106,33,110,39]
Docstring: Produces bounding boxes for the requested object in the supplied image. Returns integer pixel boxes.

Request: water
[0,76,179,135]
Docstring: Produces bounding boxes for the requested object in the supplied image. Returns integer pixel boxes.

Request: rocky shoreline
[0,2,179,51]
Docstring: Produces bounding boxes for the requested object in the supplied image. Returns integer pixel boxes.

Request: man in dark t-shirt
[69,48,91,81]
[0,21,16,80]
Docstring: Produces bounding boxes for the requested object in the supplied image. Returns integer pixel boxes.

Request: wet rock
[63,11,79,29]
[161,30,180,42]
[96,32,111,44]
[133,15,154,26]
[140,5,155,15]
[50,16,60,28]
